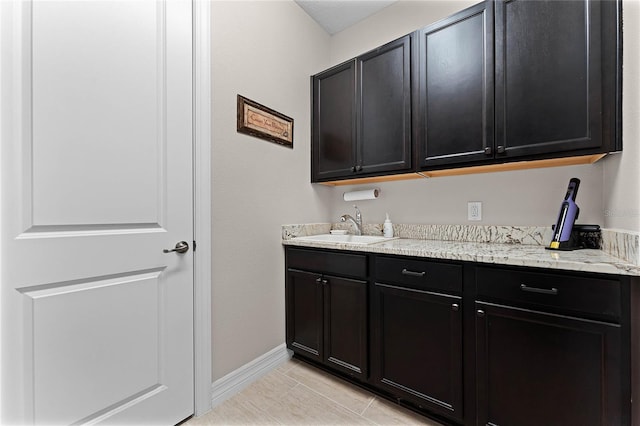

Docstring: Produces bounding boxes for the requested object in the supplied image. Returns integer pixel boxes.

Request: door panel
[324,275,368,379]
[418,2,493,167]
[1,1,194,424]
[312,61,357,181]
[476,302,621,426]
[495,0,603,157]
[286,269,324,362]
[371,283,463,421]
[358,35,412,174]
[31,1,162,226]
[27,271,162,424]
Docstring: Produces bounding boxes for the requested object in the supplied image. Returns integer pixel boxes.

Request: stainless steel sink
[293,234,396,245]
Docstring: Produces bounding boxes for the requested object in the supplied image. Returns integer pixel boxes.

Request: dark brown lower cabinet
[323,274,368,377]
[286,248,636,425]
[286,252,368,379]
[286,269,324,363]
[475,301,622,426]
[371,282,463,423]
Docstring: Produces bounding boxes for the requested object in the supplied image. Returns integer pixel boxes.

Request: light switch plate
[468,202,482,221]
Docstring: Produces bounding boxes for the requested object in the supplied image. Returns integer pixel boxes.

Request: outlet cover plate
[468,202,482,221]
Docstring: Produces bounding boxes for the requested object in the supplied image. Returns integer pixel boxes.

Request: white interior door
[0,0,194,424]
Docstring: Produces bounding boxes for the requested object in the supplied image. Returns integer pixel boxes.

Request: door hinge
[193,240,197,252]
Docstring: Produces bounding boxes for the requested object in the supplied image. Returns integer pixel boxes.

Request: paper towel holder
[343,188,380,201]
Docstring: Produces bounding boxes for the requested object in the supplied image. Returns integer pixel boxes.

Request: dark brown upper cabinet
[312,61,356,181]
[418,1,494,168]
[494,0,620,159]
[312,35,413,182]
[311,0,621,183]
[417,0,621,171]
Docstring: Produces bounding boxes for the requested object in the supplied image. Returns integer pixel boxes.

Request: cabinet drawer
[375,256,462,293]
[287,248,367,278]
[476,266,621,321]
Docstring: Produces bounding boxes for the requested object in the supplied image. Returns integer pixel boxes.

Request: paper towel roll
[343,188,379,201]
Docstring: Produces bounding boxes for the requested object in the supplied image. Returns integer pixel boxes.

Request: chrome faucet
[340,205,362,235]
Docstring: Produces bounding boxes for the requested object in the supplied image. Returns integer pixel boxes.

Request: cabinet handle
[451,303,459,312]
[484,146,492,155]
[316,277,322,284]
[356,165,363,172]
[520,284,558,295]
[321,279,328,286]
[477,310,485,317]
[497,145,506,154]
[401,268,426,278]
[351,166,356,172]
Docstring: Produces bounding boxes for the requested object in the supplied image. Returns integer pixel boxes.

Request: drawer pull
[451,303,459,312]
[401,268,426,278]
[520,284,558,295]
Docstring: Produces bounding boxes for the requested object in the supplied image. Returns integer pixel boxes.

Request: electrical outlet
[468,202,482,221]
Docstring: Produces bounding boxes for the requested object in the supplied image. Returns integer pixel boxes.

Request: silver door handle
[163,241,189,254]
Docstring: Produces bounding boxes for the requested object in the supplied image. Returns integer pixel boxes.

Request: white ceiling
[295,0,398,35]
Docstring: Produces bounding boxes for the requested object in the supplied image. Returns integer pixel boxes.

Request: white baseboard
[210,343,291,408]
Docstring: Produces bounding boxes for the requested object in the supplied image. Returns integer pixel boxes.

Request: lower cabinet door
[323,275,368,379]
[286,269,323,363]
[371,283,463,421]
[475,302,622,426]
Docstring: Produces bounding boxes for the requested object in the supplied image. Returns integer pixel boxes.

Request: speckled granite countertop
[282,224,640,277]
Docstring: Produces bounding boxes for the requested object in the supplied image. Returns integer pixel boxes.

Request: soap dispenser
[383,213,393,238]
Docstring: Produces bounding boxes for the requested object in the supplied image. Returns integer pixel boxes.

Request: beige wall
[210,0,639,382]
[211,1,332,380]
[329,165,605,226]
[603,0,640,232]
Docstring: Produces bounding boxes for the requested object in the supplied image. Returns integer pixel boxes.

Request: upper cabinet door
[357,35,413,174]
[495,0,603,158]
[312,60,357,181]
[418,2,494,168]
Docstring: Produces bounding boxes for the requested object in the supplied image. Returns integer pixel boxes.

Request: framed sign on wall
[237,95,293,148]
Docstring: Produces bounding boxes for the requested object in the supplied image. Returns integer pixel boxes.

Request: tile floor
[188,358,444,425]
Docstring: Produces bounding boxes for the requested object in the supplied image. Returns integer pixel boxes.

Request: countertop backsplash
[601,229,640,266]
[283,223,551,245]
[282,223,640,268]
